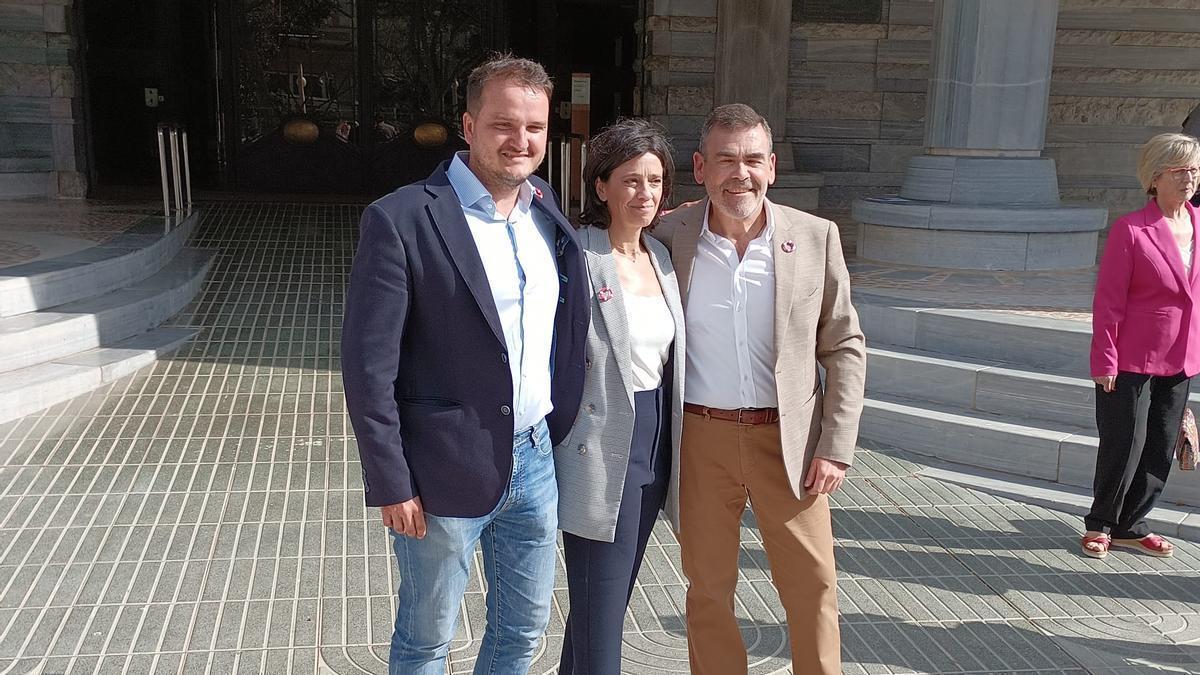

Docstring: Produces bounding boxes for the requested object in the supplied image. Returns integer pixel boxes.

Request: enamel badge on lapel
[597,286,614,302]
[781,240,796,253]
[533,186,544,200]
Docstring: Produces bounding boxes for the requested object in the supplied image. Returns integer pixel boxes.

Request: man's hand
[381,497,426,539]
[1092,375,1116,393]
[804,457,848,496]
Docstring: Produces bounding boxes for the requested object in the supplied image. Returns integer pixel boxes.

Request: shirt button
[500,405,512,416]
[500,353,508,364]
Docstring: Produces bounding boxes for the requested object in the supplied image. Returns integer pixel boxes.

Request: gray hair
[699,103,772,154]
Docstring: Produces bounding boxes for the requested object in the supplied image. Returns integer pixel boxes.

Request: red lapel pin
[533,186,543,200]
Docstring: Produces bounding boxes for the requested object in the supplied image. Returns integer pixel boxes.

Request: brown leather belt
[684,403,779,425]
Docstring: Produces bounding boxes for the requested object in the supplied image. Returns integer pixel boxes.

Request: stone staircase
[857,293,1200,508]
[0,210,210,424]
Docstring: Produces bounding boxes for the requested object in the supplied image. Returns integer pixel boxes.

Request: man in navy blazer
[341,55,587,674]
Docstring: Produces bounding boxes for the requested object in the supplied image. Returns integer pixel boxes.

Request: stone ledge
[856,221,1100,270]
[853,197,1109,233]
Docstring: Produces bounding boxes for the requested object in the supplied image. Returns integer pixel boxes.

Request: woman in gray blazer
[556,119,685,674]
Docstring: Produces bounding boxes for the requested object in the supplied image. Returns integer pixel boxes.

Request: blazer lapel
[1144,201,1192,295]
[1189,202,1200,287]
[670,201,705,310]
[583,228,636,409]
[424,177,506,347]
[770,203,799,351]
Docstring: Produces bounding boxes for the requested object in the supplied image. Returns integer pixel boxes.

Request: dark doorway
[82,0,217,190]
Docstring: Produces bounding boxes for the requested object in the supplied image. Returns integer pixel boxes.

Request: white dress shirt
[446,153,558,432]
[622,290,674,392]
[684,201,778,409]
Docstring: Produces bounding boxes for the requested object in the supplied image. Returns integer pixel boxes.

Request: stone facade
[641,0,1200,224]
[0,0,85,198]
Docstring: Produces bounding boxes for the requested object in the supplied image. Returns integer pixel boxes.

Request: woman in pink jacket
[1086,133,1200,559]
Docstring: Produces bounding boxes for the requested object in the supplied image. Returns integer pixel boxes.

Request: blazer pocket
[397,399,467,465]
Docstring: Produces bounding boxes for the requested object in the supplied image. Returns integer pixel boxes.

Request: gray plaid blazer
[554,226,685,542]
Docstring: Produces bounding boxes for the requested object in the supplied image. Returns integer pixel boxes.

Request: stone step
[0,172,52,199]
[0,248,212,374]
[0,326,198,426]
[857,293,1091,377]
[869,345,1200,429]
[862,392,1200,508]
[0,210,200,317]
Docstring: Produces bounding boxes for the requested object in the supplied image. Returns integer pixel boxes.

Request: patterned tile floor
[0,201,167,269]
[0,201,1197,674]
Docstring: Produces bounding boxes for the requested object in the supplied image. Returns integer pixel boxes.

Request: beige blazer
[655,199,865,498]
[554,226,686,542]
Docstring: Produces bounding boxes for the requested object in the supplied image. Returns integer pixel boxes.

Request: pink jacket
[1091,199,1200,378]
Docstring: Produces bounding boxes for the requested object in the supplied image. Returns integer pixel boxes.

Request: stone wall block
[0,5,43,32]
[793,143,871,172]
[785,118,881,140]
[644,85,668,115]
[788,90,882,120]
[1049,95,1194,126]
[788,60,876,92]
[670,16,716,32]
[48,64,72,97]
[792,22,886,40]
[0,29,44,48]
[877,39,931,65]
[668,56,714,74]
[882,92,926,122]
[51,122,74,170]
[870,144,923,173]
[0,62,50,97]
[888,25,933,40]
[888,1,934,27]
[805,40,878,64]
[43,5,65,33]
[649,0,716,19]
[667,85,712,115]
[57,170,84,198]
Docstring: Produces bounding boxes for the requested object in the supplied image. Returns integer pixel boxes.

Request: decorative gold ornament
[282,118,319,145]
[413,122,449,148]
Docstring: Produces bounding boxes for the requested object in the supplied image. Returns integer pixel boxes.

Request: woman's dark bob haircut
[579,118,675,229]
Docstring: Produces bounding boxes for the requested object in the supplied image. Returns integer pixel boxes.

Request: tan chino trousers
[678,411,841,675]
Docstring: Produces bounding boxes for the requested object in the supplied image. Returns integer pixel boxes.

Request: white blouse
[622,291,674,392]
[1183,239,1194,275]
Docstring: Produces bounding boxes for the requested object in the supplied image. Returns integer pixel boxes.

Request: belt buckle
[737,408,750,424]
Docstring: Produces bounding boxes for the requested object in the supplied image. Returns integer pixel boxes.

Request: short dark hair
[465,53,553,115]
[580,118,675,229]
[699,103,772,154]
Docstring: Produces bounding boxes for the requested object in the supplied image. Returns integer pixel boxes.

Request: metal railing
[156,123,193,218]
[546,133,587,215]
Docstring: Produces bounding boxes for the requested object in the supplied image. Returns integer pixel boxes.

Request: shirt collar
[446,151,534,219]
[700,198,775,246]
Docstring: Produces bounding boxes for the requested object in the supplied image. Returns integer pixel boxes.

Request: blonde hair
[1137,133,1200,195]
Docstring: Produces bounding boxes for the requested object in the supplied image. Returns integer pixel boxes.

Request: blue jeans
[389,419,559,675]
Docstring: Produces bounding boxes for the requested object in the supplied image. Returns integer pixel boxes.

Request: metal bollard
[156,126,171,217]
[181,129,193,212]
[156,123,193,218]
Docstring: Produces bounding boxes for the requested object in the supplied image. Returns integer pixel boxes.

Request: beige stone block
[644,85,668,115]
[43,4,66,33]
[667,85,712,115]
[669,56,714,73]
[642,56,670,72]
[1049,95,1194,126]
[1060,187,1144,219]
[791,22,886,40]
[1044,145,1142,177]
[805,39,877,64]
[788,90,881,121]
[645,16,670,32]
[869,144,923,173]
[887,24,932,40]
[1061,0,1197,8]
[49,64,72,97]
[0,62,49,97]
[882,92,925,122]
[877,62,928,80]
[1051,67,1200,85]
[787,60,876,93]
[670,16,716,32]
[1057,29,1200,48]
[0,30,45,48]
[56,170,85,198]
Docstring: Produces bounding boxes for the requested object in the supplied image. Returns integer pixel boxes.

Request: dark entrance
[82,0,642,197]
[81,0,218,189]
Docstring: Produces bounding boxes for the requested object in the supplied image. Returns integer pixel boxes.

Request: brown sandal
[1081,532,1110,559]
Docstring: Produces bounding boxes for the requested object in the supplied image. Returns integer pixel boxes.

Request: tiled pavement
[1,201,1199,674]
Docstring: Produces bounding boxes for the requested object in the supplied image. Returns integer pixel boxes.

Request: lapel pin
[597,286,614,302]
[533,186,544,200]
[781,240,796,253]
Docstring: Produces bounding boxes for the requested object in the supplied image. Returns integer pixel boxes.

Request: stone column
[852,0,1107,270]
[714,0,790,142]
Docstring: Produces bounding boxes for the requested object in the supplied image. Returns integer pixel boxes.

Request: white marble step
[861,393,1200,508]
[0,209,199,317]
[0,326,198,425]
[0,248,212,374]
[857,293,1091,377]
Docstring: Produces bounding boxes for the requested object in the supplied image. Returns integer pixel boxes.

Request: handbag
[1176,407,1198,471]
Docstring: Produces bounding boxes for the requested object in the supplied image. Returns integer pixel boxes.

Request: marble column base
[855,220,1100,270]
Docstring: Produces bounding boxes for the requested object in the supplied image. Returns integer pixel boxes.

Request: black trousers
[1086,371,1191,537]
[560,387,671,675]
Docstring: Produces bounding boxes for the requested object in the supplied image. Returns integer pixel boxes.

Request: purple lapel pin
[781,240,796,253]
[597,286,614,302]
[533,186,544,200]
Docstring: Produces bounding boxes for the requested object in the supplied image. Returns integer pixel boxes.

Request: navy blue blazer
[341,162,588,517]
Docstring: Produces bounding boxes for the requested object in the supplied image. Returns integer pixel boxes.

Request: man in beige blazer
[655,103,866,674]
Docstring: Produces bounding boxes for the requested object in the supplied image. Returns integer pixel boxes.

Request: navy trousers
[560,387,671,675]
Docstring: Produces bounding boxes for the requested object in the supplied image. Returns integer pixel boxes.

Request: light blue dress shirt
[446,152,559,432]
